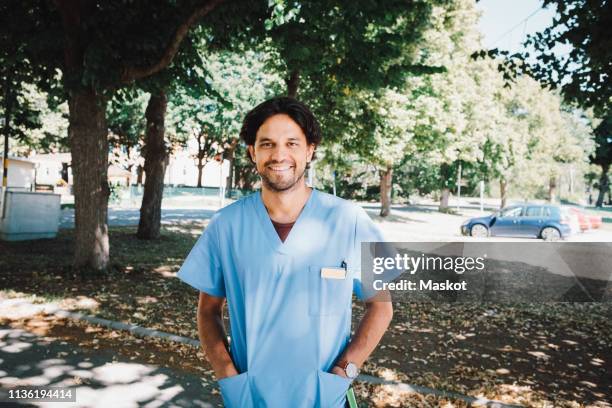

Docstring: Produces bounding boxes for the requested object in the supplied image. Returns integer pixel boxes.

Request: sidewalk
[0,326,220,408]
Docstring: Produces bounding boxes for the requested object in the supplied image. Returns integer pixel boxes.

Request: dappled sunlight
[526,351,551,360]
[377,367,400,382]
[0,328,215,407]
[0,340,33,353]
[59,296,100,312]
[163,221,208,236]
[91,362,155,385]
[135,296,158,305]
[152,266,178,278]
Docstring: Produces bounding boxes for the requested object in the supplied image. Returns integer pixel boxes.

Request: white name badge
[321,267,347,280]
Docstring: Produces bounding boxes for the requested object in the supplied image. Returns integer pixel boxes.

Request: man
[177,97,393,407]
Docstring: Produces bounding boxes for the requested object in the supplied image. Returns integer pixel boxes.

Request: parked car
[562,207,582,234]
[588,213,603,229]
[565,207,603,230]
[567,207,590,232]
[461,204,573,241]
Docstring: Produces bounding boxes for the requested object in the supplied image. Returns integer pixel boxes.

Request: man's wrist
[214,362,239,380]
[334,358,360,379]
[331,365,348,378]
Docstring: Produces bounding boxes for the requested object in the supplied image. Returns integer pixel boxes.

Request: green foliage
[167,47,284,156]
[525,0,611,114]
[266,0,446,91]
[591,115,612,168]
[6,84,69,155]
[107,89,148,151]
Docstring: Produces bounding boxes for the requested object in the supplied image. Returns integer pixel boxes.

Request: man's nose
[270,144,289,162]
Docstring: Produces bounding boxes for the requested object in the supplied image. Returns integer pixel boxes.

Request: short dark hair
[239,97,322,157]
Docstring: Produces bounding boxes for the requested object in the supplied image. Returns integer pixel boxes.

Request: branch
[120,0,225,83]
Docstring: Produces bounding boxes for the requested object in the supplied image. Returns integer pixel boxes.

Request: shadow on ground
[0,327,219,407]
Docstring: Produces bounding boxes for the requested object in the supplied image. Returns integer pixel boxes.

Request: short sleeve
[351,207,386,301]
[177,216,226,298]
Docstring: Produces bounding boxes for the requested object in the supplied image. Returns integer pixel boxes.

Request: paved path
[0,326,219,408]
[60,209,216,230]
[60,203,612,242]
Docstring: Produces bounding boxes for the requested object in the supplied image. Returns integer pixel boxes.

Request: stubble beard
[259,161,307,192]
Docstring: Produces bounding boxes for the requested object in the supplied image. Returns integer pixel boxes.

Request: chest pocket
[308,265,353,316]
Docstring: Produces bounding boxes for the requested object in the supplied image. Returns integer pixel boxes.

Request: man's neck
[261,182,312,224]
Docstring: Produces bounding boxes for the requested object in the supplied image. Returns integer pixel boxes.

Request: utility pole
[480,180,485,212]
[2,118,7,188]
[456,162,462,212]
[2,74,12,218]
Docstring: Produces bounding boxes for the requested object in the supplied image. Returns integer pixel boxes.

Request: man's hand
[331,365,348,378]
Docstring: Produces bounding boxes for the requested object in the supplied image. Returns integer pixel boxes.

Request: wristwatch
[335,359,359,379]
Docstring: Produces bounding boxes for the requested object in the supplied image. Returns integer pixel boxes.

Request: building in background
[30,153,72,187]
[0,155,36,191]
[28,148,230,191]
[164,148,230,188]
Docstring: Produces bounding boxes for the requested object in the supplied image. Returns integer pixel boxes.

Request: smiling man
[177,97,393,408]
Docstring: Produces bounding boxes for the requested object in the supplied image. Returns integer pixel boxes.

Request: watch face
[345,362,359,379]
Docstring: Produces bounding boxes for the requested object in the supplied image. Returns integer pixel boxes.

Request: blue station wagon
[461,204,573,241]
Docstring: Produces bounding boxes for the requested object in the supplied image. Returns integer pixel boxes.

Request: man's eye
[261,143,272,148]
[288,142,298,147]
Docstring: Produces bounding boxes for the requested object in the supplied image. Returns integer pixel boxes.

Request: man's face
[248,114,315,192]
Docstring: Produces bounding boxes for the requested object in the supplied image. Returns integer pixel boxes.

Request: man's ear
[307,144,316,163]
[247,145,256,163]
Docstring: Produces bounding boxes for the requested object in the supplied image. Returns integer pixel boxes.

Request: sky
[476,0,557,54]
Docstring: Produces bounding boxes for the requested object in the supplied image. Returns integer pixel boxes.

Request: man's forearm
[197,298,238,379]
[336,293,393,369]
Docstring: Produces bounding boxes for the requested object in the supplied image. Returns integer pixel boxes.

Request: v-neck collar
[253,188,317,255]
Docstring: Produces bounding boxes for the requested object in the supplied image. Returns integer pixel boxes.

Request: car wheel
[541,227,561,241]
[470,224,488,238]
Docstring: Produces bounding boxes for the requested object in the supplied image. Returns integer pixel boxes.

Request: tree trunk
[548,175,557,203]
[286,69,300,98]
[137,91,167,240]
[225,153,235,199]
[439,162,451,211]
[2,74,13,190]
[379,166,393,217]
[439,188,450,211]
[500,178,507,208]
[241,168,253,191]
[595,164,609,207]
[197,161,204,188]
[136,165,144,185]
[69,88,110,273]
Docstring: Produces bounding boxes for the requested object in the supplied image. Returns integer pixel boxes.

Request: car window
[543,207,552,217]
[500,207,522,217]
[524,206,542,217]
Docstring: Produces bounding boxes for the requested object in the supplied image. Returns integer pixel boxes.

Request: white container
[0,190,61,241]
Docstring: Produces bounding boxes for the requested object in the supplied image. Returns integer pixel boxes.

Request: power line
[488,6,543,48]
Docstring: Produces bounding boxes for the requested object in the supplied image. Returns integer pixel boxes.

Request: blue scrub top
[177,189,384,408]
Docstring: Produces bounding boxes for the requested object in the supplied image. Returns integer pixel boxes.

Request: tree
[168,47,283,191]
[591,115,612,207]
[399,0,491,212]
[524,0,611,115]
[107,90,147,174]
[2,0,265,272]
[5,84,70,156]
[264,0,446,99]
[322,88,415,216]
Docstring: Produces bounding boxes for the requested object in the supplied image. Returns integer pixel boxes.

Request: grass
[1,223,611,407]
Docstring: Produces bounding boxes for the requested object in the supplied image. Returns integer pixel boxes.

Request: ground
[1,198,611,407]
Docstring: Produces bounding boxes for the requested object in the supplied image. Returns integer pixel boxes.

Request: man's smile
[267,164,294,172]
